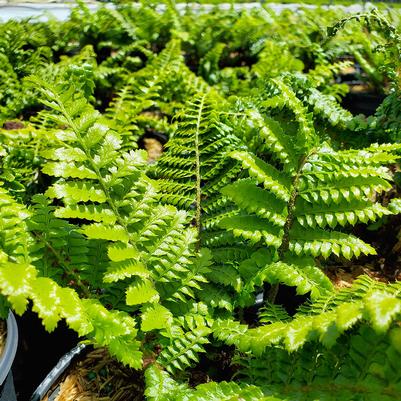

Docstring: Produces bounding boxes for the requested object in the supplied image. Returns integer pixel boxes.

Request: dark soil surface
[325,212,401,289]
[342,92,386,116]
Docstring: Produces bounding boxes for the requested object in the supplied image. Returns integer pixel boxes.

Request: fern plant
[218,79,401,305]
[0,4,401,401]
[105,39,202,151]
[151,88,255,313]
[213,276,401,400]
[0,75,216,374]
[0,183,144,366]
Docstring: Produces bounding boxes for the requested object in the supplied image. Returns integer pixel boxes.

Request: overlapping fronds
[214,275,401,354]
[145,365,276,401]
[30,77,210,313]
[235,324,401,401]
[0,4,401,400]
[0,185,142,367]
[220,81,401,301]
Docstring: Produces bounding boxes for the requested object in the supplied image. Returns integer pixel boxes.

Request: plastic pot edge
[0,311,18,386]
[30,343,88,401]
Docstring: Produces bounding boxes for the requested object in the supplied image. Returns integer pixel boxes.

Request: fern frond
[0,186,142,366]
[258,257,333,299]
[219,214,282,248]
[237,249,332,302]
[153,90,243,236]
[289,224,376,259]
[158,324,211,373]
[27,195,95,288]
[299,176,392,205]
[230,151,291,202]
[220,82,400,307]
[0,186,33,262]
[30,77,205,315]
[196,282,235,311]
[237,325,401,401]
[221,179,287,227]
[295,199,392,229]
[214,275,401,355]
[145,365,275,401]
[259,302,290,324]
[45,182,107,203]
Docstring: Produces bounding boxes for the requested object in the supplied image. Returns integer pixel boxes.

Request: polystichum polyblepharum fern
[219,79,401,304]
[0,4,401,401]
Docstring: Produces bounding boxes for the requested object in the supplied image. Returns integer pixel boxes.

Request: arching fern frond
[145,365,276,401]
[214,275,401,355]
[0,185,143,367]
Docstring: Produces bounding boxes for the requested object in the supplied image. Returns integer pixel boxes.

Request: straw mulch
[42,348,144,401]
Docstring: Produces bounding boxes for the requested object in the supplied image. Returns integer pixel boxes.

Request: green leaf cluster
[0,3,401,401]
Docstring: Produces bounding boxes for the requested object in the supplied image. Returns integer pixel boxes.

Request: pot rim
[0,311,18,386]
[30,343,88,401]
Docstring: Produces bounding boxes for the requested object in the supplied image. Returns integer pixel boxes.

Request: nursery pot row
[0,311,18,401]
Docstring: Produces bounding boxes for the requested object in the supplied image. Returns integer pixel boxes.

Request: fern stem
[194,95,206,251]
[56,100,139,252]
[268,154,309,303]
[267,284,279,304]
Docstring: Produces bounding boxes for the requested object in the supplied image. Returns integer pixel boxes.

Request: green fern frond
[0,186,33,262]
[221,179,287,227]
[229,151,291,202]
[27,195,96,288]
[153,91,243,237]
[214,275,401,355]
[0,186,143,366]
[219,214,283,248]
[145,364,276,401]
[29,77,209,316]
[236,327,401,400]
[158,324,211,373]
[219,82,400,308]
[259,302,290,324]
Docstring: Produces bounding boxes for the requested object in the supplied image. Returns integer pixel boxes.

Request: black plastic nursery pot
[0,311,18,401]
[30,343,145,401]
[30,343,88,401]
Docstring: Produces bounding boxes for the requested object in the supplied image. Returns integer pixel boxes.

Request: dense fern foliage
[1,2,401,401]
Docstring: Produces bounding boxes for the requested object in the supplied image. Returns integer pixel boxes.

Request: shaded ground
[326,212,401,289]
